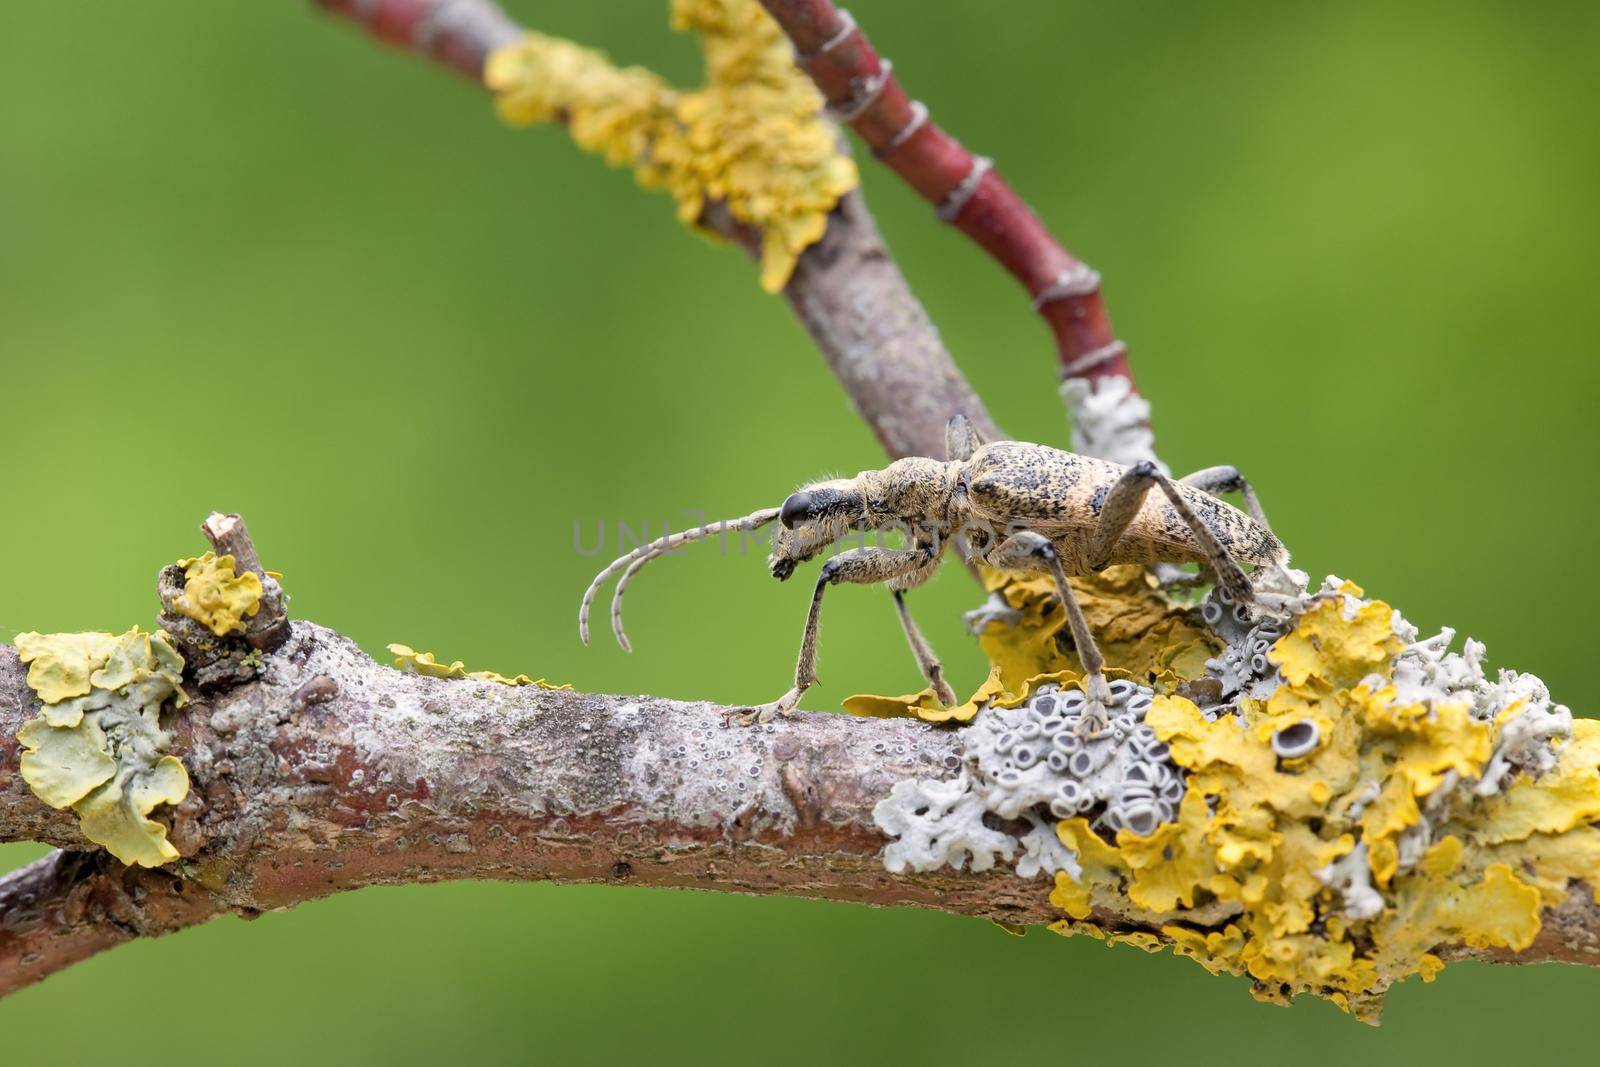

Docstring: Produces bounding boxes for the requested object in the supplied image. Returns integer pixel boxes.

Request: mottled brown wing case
[963,442,1285,566]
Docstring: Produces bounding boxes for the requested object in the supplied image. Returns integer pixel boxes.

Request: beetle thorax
[859,458,961,534]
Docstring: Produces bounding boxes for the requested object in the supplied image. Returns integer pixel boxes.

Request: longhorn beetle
[580,415,1291,730]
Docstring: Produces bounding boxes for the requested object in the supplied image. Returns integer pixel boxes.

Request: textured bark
[0,852,217,996]
[783,189,1000,457]
[313,0,999,459]
[759,0,1138,390]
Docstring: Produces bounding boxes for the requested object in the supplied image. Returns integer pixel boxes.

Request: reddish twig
[757,1,1136,391]
[313,0,519,77]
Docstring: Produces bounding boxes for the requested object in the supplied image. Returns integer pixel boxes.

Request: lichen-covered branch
[2,602,1595,1002]
[313,0,998,458]
[3,517,1598,1018]
[858,565,1600,1022]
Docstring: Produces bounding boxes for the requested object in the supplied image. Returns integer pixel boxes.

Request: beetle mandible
[580,415,1291,730]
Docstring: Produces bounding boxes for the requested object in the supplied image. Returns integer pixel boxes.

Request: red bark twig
[758,1,1137,391]
[313,0,519,77]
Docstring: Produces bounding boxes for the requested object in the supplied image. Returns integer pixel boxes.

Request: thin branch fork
[758,0,1137,389]
[312,0,1000,460]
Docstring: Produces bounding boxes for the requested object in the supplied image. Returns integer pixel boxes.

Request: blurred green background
[3,0,1597,1060]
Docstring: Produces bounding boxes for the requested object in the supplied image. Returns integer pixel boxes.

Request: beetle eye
[780,491,814,529]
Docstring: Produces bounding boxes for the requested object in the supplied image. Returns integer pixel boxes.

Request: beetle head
[768,478,865,579]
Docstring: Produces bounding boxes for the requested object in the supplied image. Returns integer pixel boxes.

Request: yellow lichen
[1267,588,1401,688]
[14,627,190,867]
[842,665,1003,725]
[978,569,1221,697]
[387,643,572,690]
[172,551,262,637]
[1045,920,1165,953]
[1046,918,1104,939]
[844,566,1217,723]
[1039,587,1598,1021]
[486,0,858,293]
[15,630,121,704]
[1048,872,1096,920]
[1119,791,1217,912]
[854,557,1594,1017]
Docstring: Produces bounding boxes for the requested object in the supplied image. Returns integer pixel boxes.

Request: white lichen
[1386,627,1486,711]
[1474,670,1572,795]
[1317,839,1385,920]
[1059,376,1163,469]
[963,681,1183,837]
[873,774,1017,874]
[874,679,1187,881]
[1016,810,1083,880]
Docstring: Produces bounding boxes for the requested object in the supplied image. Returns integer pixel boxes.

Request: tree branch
[312,0,999,458]
[4,607,1596,998]
[0,851,218,997]
[0,622,1035,997]
[757,0,1137,392]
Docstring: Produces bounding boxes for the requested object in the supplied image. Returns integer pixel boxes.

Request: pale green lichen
[15,628,191,867]
[172,551,262,637]
[485,0,858,293]
[388,643,572,690]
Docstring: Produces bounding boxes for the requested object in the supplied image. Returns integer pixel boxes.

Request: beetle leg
[985,531,1114,737]
[962,588,1023,635]
[1085,461,1254,604]
[1180,465,1272,531]
[745,546,937,724]
[893,590,959,706]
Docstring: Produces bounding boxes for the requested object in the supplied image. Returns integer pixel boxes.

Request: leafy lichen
[387,643,572,690]
[14,628,191,867]
[172,551,262,637]
[485,0,858,293]
[844,566,1219,724]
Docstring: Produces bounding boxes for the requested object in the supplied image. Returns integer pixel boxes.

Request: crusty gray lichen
[873,679,1186,879]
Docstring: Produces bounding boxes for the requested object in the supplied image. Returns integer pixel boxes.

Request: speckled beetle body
[582,416,1289,726]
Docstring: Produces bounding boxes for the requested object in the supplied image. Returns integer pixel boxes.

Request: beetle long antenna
[578,507,781,648]
[610,547,663,653]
